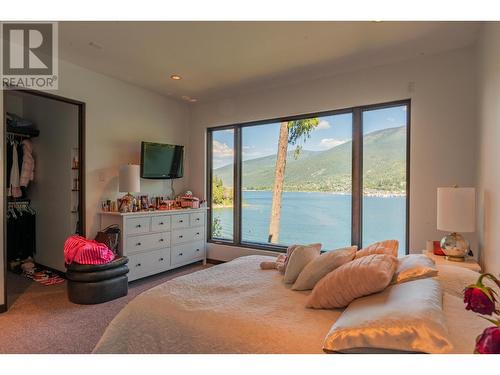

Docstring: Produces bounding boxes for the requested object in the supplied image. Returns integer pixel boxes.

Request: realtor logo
[1,22,58,90]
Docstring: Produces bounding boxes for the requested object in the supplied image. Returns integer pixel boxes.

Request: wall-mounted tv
[140,142,184,179]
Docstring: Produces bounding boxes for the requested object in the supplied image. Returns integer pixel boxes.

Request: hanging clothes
[8,142,22,198]
[20,139,35,188]
[6,204,36,262]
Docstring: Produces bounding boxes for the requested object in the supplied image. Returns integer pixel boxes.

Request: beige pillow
[292,246,357,291]
[392,254,438,284]
[283,243,321,284]
[306,254,398,309]
[436,264,493,298]
[323,278,453,354]
[354,240,399,259]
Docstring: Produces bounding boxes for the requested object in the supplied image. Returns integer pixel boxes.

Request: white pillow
[436,264,492,298]
[292,246,357,291]
[323,278,453,354]
[392,254,438,284]
[283,243,321,284]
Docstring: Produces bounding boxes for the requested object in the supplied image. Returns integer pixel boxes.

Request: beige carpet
[0,262,209,354]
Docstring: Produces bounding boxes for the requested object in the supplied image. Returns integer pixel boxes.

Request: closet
[3,90,85,301]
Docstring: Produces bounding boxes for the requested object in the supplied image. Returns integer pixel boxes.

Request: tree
[268,118,319,243]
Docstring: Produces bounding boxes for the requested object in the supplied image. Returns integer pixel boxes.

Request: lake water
[213,190,406,256]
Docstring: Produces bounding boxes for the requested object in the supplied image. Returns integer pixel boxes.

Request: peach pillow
[354,240,399,259]
[292,246,357,291]
[306,254,398,309]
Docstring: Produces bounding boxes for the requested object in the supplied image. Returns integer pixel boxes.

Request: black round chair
[66,256,129,305]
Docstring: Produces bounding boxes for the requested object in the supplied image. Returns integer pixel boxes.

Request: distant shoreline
[213,190,406,209]
[242,189,406,198]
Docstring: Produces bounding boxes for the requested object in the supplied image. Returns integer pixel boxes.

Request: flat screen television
[140,142,184,179]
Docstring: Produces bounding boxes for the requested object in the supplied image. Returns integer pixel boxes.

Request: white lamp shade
[437,187,475,233]
[119,164,140,193]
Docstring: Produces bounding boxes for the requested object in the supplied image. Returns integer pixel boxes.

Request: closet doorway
[3,89,85,311]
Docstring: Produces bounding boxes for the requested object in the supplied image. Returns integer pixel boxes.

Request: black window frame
[206,99,411,254]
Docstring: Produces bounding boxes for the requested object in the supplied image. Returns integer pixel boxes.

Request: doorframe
[1,89,86,313]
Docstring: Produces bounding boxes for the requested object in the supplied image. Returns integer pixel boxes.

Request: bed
[93,255,490,354]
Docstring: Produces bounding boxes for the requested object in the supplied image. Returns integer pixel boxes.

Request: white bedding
[93,255,488,354]
[94,255,343,353]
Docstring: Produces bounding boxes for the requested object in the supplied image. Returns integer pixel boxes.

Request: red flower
[464,286,497,315]
[475,326,500,354]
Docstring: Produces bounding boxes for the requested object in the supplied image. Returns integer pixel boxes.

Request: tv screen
[140,142,184,179]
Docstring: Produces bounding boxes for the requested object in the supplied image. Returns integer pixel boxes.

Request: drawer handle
[159,257,164,262]
[136,224,142,228]
[159,238,164,242]
[159,222,164,225]
[136,242,142,246]
[196,248,200,252]
[179,220,184,223]
[136,263,142,267]
[179,235,183,238]
[196,232,200,235]
[196,218,200,221]
[178,252,183,256]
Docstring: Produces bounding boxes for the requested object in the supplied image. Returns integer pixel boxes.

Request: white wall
[476,24,500,276]
[47,59,191,239]
[189,46,478,261]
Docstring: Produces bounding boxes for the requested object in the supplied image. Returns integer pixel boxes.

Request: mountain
[214,126,406,193]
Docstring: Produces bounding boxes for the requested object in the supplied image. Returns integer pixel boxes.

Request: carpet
[0,262,209,354]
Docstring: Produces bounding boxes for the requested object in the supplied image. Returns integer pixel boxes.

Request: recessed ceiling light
[170,74,182,80]
[181,95,190,100]
[189,98,197,103]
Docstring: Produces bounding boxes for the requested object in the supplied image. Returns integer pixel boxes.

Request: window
[207,100,410,253]
[209,128,234,241]
[362,105,408,256]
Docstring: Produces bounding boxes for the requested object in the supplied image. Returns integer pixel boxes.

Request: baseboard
[0,304,6,313]
[206,258,225,265]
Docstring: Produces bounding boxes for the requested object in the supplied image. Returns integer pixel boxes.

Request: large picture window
[207,100,410,255]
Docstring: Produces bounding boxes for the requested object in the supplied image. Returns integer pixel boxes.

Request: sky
[212,105,407,169]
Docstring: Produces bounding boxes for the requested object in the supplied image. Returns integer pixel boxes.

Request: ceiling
[59,22,481,103]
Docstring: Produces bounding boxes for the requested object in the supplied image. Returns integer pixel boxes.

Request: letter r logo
[2,23,53,75]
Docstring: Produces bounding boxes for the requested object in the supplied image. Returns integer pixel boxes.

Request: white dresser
[100,208,207,281]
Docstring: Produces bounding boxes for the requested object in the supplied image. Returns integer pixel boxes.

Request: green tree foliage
[212,216,222,237]
[287,118,320,158]
[212,175,233,206]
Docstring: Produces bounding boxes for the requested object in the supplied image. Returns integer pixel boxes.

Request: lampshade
[119,164,140,193]
[437,187,475,233]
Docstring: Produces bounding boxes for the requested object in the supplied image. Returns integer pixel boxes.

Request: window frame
[206,99,411,254]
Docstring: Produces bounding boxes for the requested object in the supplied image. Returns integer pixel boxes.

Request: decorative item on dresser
[100,208,207,281]
[422,250,481,273]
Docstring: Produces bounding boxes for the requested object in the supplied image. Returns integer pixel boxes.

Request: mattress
[93,255,488,354]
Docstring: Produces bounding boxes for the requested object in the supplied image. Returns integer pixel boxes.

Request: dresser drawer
[190,212,205,227]
[151,215,171,232]
[172,227,204,245]
[126,232,171,254]
[171,214,190,229]
[171,241,205,266]
[128,248,171,281]
[125,217,150,235]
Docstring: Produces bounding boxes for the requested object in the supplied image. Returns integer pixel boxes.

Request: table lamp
[119,164,140,211]
[437,186,475,262]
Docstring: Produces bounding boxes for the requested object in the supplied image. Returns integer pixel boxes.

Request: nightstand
[422,250,482,273]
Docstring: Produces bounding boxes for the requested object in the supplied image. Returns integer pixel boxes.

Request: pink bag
[64,235,115,265]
